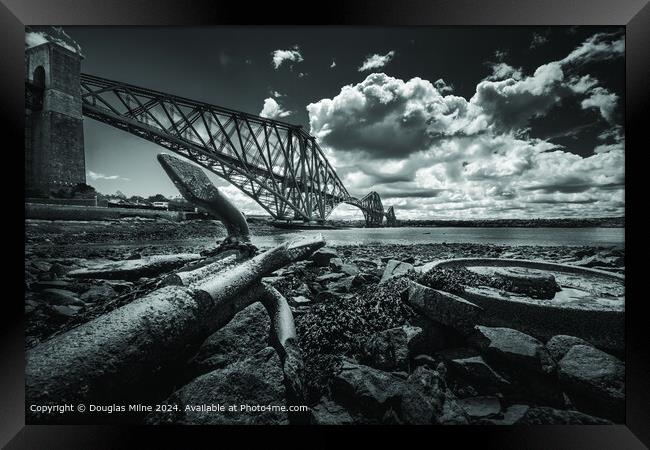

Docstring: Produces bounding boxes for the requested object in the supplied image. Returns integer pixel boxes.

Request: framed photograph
[2,0,648,447]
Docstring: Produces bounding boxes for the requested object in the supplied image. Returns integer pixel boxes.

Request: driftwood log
[158,153,250,241]
[26,234,324,421]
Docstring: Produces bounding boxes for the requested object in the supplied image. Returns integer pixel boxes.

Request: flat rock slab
[456,396,502,420]
[470,325,556,375]
[310,247,339,267]
[558,344,624,412]
[405,280,483,334]
[439,348,510,388]
[67,253,202,280]
[380,260,414,283]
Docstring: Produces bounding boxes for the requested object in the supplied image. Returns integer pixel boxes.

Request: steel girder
[78,73,386,224]
[385,206,397,227]
[345,191,384,227]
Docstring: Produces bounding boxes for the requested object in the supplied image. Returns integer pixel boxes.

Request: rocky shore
[24,218,625,425]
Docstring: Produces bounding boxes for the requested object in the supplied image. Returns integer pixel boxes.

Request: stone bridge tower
[25,27,86,197]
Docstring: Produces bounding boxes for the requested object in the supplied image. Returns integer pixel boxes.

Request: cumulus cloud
[560,32,624,66]
[271,46,303,69]
[358,51,395,71]
[434,79,454,94]
[581,87,619,123]
[486,62,523,81]
[87,170,130,182]
[259,97,292,119]
[308,33,625,219]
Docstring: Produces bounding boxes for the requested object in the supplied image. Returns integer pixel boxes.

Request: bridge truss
[34,73,396,225]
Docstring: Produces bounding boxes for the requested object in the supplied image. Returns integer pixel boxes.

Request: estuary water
[252,226,625,248]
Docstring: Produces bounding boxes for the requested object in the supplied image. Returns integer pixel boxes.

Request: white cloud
[307,33,625,219]
[330,60,337,69]
[434,79,454,94]
[560,32,624,66]
[271,47,303,69]
[581,87,619,123]
[87,170,130,182]
[358,51,395,71]
[486,62,523,81]
[259,97,292,119]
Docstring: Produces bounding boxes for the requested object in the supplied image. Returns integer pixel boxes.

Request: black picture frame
[2,0,648,448]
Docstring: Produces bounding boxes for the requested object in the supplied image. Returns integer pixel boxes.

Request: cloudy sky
[54,26,624,219]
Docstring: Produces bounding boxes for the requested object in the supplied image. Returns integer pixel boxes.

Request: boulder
[40,288,85,307]
[360,325,423,372]
[546,334,592,363]
[396,366,445,424]
[147,347,288,425]
[79,284,117,303]
[49,262,68,278]
[309,398,354,425]
[477,404,530,425]
[326,276,355,294]
[351,272,379,288]
[330,359,404,419]
[290,295,311,306]
[380,260,413,283]
[518,406,611,424]
[310,247,339,267]
[470,326,555,375]
[31,261,52,273]
[190,302,270,374]
[352,258,378,271]
[557,344,624,419]
[31,280,72,291]
[398,365,466,425]
[340,264,360,277]
[49,304,83,317]
[405,280,483,334]
[439,348,510,389]
[315,272,347,283]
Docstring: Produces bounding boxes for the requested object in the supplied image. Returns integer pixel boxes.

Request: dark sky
[28,26,625,219]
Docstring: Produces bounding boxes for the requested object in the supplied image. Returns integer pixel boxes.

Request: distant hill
[392,217,624,228]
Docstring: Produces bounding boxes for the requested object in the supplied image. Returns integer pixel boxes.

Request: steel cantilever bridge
[73,74,397,227]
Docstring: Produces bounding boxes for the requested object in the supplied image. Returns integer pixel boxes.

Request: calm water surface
[252,227,625,248]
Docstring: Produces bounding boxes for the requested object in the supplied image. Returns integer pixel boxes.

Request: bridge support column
[25,28,86,197]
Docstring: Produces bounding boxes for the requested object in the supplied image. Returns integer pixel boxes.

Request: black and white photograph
[23,25,626,426]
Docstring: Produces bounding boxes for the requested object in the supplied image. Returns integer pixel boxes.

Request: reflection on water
[251,227,625,248]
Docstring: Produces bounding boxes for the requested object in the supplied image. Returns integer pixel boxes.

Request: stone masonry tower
[25,27,86,196]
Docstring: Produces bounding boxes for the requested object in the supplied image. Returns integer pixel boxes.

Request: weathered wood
[26,235,324,421]
[158,153,250,240]
[194,234,325,305]
[67,253,202,280]
[160,250,243,287]
[261,285,306,404]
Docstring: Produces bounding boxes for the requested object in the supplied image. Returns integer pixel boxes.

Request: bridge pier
[25,27,86,197]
